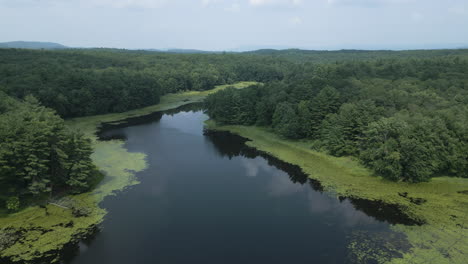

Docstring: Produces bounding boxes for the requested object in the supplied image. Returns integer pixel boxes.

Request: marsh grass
[0,82,257,263]
[206,121,468,264]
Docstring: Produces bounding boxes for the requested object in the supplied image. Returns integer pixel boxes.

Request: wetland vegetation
[68,106,416,264]
[0,82,253,263]
[0,48,467,263]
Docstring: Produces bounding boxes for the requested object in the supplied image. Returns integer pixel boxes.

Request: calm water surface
[69,107,402,264]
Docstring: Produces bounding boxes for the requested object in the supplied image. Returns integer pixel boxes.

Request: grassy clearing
[0,82,257,263]
[206,121,468,264]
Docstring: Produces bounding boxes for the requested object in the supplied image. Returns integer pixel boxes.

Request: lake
[67,105,410,264]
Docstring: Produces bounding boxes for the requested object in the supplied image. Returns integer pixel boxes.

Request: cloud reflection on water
[307,191,377,227]
[240,156,379,227]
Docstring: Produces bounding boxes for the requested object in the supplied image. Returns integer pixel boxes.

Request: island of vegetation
[0,47,467,263]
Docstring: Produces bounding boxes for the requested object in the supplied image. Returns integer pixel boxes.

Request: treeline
[248,48,468,63]
[0,93,100,211]
[1,47,468,200]
[0,49,285,118]
[206,56,468,182]
[2,48,467,119]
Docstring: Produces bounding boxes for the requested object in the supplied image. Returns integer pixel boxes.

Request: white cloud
[0,0,171,9]
[327,0,414,6]
[225,3,241,12]
[448,5,467,15]
[91,0,168,9]
[201,0,223,6]
[248,0,302,7]
[289,16,302,25]
[411,12,423,21]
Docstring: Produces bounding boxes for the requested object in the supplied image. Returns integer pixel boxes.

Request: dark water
[68,106,408,264]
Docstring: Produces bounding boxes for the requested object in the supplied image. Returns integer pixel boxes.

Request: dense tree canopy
[0,49,285,118]
[206,55,468,183]
[3,48,466,118]
[1,47,468,202]
[0,94,99,210]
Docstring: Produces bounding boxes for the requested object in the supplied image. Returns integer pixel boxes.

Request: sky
[0,0,467,51]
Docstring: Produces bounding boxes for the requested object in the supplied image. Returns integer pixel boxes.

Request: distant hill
[143,48,224,54]
[166,48,218,54]
[0,41,68,50]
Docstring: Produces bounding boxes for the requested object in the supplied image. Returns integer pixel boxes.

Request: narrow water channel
[68,105,407,264]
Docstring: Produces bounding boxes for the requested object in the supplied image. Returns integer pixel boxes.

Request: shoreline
[204,120,468,264]
[203,129,422,226]
[0,82,256,264]
[1,80,465,264]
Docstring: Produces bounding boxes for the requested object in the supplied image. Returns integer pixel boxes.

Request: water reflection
[98,111,164,140]
[205,129,419,226]
[69,107,416,264]
[231,141,393,227]
[98,105,419,228]
[307,192,377,227]
[204,130,311,186]
[241,158,268,177]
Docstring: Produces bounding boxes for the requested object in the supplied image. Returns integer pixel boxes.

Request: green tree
[320,100,384,156]
[309,86,341,138]
[272,102,302,139]
[62,131,97,192]
[0,96,99,204]
[360,114,452,182]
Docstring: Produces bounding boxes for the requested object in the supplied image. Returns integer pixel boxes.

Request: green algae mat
[2,80,465,264]
[206,122,468,264]
[0,82,257,264]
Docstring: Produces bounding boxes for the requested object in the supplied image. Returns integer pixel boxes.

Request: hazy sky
[1,0,467,50]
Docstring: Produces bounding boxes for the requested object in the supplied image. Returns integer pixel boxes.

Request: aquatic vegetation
[347,230,412,264]
[206,121,468,264]
[0,132,144,264]
[0,82,256,263]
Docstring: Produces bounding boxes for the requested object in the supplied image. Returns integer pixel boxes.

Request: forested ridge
[0,49,285,118]
[0,48,278,210]
[2,48,467,118]
[1,48,468,211]
[206,55,468,183]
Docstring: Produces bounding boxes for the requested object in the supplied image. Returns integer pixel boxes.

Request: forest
[0,49,285,118]
[0,92,100,212]
[1,48,468,212]
[206,55,468,183]
[2,48,466,118]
